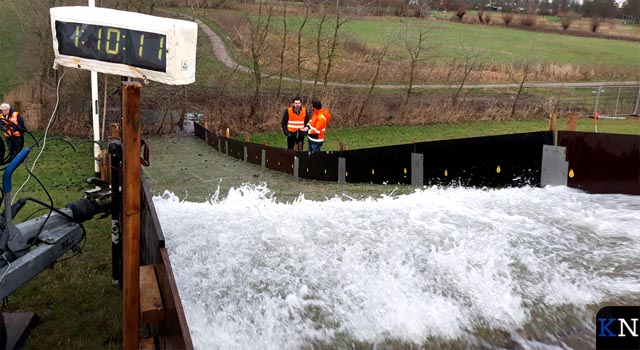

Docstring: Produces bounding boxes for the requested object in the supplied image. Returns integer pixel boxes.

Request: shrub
[520,14,537,26]
[484,13,492,24]
[560,16,572,30]
[502,13,513,25]
[591,16,600,32]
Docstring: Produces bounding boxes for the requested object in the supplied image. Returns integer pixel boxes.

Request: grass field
[243,117,640,150]
[2,133,119,349]
[205,7,640,83]
[0,2,24,100]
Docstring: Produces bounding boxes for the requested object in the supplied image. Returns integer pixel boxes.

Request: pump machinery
[0,147,112,349]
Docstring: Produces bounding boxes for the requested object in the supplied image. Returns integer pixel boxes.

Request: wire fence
[536,85,640,119]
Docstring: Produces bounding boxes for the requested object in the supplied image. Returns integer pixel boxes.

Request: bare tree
[510,41,535,119]
[296,3,310,94]
[356,28,394,125]
[452,40,483,106]
[311,2,330,97]
[322,0,349,94]
[400,25,431,121]
[247,0,274,119]
[276,1,288,99]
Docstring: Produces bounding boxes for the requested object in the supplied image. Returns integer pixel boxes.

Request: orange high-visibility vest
[286,107,307,132]
[307,109,331,142]
[3,112,21,137]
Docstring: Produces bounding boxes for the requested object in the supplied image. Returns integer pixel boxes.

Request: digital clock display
[55,20,167,72]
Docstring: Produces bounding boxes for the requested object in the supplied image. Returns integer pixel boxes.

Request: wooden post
[109,123,121,141]
[566,113,577,131]
[99,149,109,183]
[548,113,557,131]
[122,82,141,350]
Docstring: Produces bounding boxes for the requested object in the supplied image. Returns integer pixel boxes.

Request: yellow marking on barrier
[444,169,448,177]
[496,165,501,174]
[404,168,407,174]
[346,171,348,177]
[278,161,281,166]
[569,169,574,178]
[324,169,327,174]
[306,168,309,173]
[372,169,375,175]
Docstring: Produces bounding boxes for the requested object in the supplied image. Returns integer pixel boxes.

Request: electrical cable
[0,255,11,286]
[13,69,67,202]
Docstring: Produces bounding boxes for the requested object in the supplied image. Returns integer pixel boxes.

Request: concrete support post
[261,149,266,167]
[244,146,248,161]
[225,140,228,155]
[294,156,299,178]
[338,157,346,184]
[411,153,424,186]
[540,145,568,187]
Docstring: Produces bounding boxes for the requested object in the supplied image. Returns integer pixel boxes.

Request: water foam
[154,184,640,350]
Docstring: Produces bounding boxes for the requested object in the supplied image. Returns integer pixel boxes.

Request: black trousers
[286,131,306,150]
[6,135,23,155]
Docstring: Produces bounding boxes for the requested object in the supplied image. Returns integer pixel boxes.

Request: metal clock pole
[89,0,101,178]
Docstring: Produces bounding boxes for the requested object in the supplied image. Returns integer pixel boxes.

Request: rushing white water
[154,185,640,350]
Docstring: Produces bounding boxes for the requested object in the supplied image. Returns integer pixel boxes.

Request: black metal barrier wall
[193,123,639,194]
[140,175,193,350]
[415,132,554,187]
[558,131,640,195]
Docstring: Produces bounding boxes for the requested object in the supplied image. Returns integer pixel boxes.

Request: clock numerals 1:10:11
[74,24,165,61]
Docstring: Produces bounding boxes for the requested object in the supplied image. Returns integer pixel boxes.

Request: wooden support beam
[139,265,165,323]
[139,337,156,350]
[122,82,142,350]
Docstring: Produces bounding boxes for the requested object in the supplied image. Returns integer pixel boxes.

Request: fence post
[411,153,424,186]
[338,157,346,184]
[593,86,602,115]
[541,145,568,187]
[294,156,300,179]
[634,86,640,116]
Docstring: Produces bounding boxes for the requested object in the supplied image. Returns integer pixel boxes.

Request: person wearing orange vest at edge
[300,99,331,154]
[0,103,26,155]
[281,96,310,151]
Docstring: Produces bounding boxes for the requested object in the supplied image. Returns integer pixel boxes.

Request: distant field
[338,17,640,67]
[200,7,640,84]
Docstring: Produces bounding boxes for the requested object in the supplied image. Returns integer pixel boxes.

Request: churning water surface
[154,185,640,350]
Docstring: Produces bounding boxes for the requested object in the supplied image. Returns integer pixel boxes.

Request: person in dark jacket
[0,103,26,155]
[281,96,309,151]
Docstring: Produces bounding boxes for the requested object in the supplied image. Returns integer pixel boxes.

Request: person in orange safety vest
[300,99,331,154]
[280,96,309,151]
[0,103,26,156]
